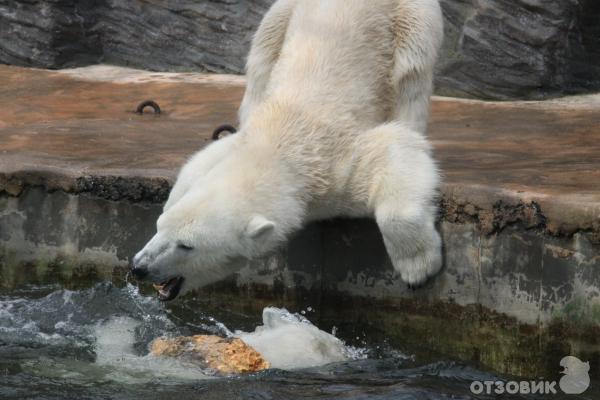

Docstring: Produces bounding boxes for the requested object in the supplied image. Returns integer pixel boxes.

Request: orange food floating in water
[151,335,270,374]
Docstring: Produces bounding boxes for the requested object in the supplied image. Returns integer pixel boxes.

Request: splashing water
[0,282,366,384]
[237,307,367,370]
[0,281,559,400]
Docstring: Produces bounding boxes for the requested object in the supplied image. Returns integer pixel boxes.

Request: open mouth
[152,276,184,301]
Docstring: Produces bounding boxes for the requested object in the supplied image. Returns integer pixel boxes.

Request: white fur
[134,0,444,291]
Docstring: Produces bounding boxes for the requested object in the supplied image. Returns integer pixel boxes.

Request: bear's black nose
[131,265,149,280]
[130,253,149,280]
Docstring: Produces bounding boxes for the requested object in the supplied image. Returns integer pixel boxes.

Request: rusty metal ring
[136,100,161,115]
[212,124,237,141]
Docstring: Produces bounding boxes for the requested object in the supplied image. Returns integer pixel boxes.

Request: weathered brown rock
[1,65,598,240]
[0,67,600,242]
[151,335,270,374]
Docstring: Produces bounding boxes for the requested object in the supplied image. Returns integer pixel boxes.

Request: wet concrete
[0,65,599,376]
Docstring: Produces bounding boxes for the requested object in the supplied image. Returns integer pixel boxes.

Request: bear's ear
[246,215,275,239]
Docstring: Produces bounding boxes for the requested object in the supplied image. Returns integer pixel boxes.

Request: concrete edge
[1,169,598,243]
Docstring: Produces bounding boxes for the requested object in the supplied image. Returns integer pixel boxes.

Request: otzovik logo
[559,356,591,395]
[470,356,591,395]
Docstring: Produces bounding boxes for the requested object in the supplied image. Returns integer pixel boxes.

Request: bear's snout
[131,264,149,280]
[130,253,150,280]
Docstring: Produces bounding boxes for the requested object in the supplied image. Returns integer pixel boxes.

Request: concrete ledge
[1,65,599,376]
[1,65,599,239]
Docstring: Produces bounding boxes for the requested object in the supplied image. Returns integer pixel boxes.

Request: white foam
[237,307,354,370]
[93,316,212,382]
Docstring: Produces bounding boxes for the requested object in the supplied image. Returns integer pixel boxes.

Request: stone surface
[1,1,600,99]
[0,65,599,376]
[436,0,600,99]
[151,335,270,374]
[0,0,271,73]
[0,65,598,240]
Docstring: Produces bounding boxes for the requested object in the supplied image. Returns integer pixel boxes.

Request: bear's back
[268,0,401,127]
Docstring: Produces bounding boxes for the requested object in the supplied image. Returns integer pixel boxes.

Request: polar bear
[132,0,444,301]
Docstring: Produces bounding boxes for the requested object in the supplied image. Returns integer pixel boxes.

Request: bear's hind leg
[389,0,443,133]
[239,0,298,125]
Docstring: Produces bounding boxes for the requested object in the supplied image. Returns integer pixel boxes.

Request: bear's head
[131,151,304,301]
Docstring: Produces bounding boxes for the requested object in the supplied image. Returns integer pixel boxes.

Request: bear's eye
[177,243,194,251]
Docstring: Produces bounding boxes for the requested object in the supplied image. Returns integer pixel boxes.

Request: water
[0,281,591,399]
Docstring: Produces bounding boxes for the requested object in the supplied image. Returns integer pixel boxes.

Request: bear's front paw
[392,245,442,288]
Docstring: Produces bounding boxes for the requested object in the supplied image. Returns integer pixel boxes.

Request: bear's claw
[394,244,442,289]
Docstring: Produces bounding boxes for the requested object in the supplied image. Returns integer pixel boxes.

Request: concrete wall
[1,187,598,376]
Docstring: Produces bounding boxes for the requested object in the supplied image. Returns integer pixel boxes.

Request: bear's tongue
[152,277,184,301]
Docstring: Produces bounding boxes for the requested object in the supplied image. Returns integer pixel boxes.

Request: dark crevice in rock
[565,0,600,95]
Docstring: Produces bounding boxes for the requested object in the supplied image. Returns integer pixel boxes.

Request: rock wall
[437,0,600,99]
[1,0,599,99]
[0,0,271,73]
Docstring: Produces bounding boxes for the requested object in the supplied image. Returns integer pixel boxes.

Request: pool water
[0,280,592,399]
